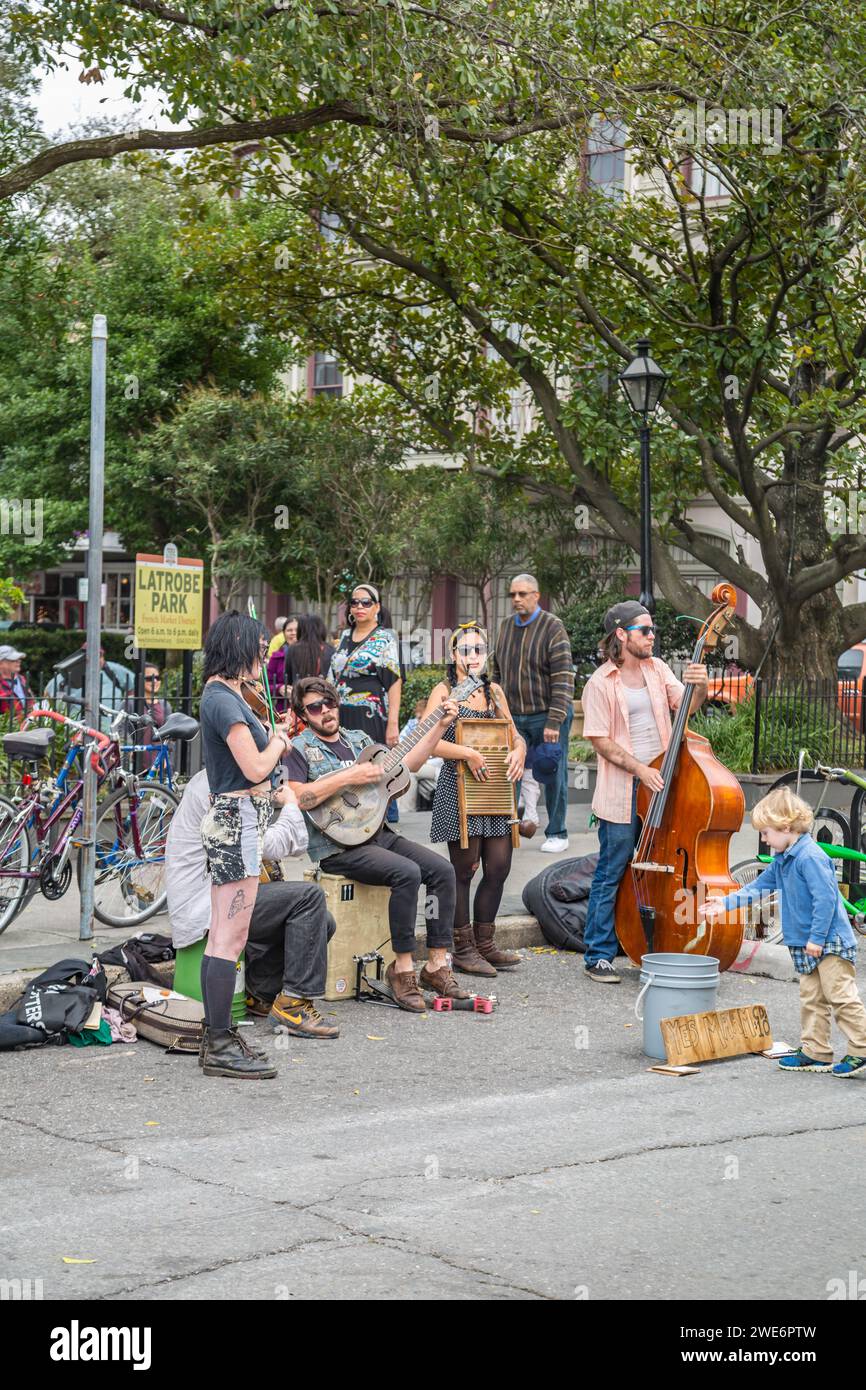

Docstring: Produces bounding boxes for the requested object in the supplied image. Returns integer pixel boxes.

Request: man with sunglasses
[579,601,708,983]
[283,677,465,1012]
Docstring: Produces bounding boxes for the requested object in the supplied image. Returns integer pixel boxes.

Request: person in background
[123,663,172,767]
[0,645,34,723]
[699,787,866,1077]
[44,645,135,732]
[327,585,402,749]
[492,573,575,853]
[266,615,288,659]
[266,615,301,714]
[283,614,334,695]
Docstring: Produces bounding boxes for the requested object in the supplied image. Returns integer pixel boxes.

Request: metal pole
[181,648,193,777]
[639,420,658,654]
[79,314,107,943]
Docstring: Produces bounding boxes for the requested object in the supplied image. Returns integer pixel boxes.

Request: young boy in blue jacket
[699,787,866,1076]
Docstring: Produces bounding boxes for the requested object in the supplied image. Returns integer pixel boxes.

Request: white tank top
[625,683,662,763]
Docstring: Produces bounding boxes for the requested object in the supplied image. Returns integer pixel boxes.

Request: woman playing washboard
[423,623,526,978]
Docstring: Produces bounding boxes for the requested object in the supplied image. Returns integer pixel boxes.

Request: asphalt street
[2,949,865,1301]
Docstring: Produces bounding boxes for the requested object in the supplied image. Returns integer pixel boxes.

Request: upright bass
[614,583,745,972]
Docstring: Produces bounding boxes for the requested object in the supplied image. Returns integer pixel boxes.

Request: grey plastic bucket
[635,952,720,1060]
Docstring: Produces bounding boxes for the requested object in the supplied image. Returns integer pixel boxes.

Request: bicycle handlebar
[25,706,112,771]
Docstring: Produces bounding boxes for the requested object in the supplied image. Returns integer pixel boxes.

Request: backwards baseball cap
[0,645,24,661]
[602,600,651,635]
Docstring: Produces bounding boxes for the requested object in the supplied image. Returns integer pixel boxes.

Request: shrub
[400,664,445,723]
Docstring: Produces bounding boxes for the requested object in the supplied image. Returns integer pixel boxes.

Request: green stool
[174,937,247,1024]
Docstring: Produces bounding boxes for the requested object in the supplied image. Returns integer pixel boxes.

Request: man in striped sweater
[492,574,575,852]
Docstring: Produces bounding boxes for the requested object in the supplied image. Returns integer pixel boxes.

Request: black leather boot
[201,1026,277,1079]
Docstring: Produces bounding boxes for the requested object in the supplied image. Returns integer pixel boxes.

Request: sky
[35,60,172,139]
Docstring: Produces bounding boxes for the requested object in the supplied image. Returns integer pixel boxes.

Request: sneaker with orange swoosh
[269,994,340,1039]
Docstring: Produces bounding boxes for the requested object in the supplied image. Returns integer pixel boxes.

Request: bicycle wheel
[730,858,783,944]
[77,782,181,928]
[0,794,33,936]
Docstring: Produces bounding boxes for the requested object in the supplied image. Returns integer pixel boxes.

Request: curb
[0,918,793,1006]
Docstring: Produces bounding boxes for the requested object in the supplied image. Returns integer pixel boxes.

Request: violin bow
[247,597,278,733]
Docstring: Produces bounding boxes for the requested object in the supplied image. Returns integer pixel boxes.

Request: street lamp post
[617,339,668,648]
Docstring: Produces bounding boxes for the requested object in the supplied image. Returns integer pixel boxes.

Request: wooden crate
[303,869,394,1001]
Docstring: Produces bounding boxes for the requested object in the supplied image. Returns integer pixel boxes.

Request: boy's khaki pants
[800,955,866,1063]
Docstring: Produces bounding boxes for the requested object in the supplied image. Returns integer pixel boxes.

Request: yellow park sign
[134,553,204,650]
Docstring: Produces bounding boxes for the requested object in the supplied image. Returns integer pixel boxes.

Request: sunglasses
[144,675,161,683]
[457,645,487,657]
[303,697,338,716]
[350,597,375,608]
[625,624,655,636]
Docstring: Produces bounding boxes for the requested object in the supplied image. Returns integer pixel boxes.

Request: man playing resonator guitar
[283,676,469,1013]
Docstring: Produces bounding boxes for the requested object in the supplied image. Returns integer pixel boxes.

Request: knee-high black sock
[200,953,212,1026]
[202,956,237,1032]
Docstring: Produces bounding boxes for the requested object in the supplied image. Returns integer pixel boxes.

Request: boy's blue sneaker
[832,1055,866,1077]
[777,1049,831,1072]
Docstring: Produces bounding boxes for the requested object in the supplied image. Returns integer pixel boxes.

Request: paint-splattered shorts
[201,793,271,886]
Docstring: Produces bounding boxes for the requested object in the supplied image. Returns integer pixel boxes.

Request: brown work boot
[419,963,471,999]
[269,994,340,1039]
[245,991,273,1017]
[451,924,497,977]
[385,961,427,1013]
[475,921,522,969]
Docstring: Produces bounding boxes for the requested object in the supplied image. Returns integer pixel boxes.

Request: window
[104,571,133,630]
[685,158,730,200]
[586,118,626,199]
[315,209,341,242]
[311,351,343,397]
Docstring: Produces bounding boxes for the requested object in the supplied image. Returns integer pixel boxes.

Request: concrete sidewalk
[0,801,763,976]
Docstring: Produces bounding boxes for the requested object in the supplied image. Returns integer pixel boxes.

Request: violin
[614,583,746,972]
[240,678,306,739]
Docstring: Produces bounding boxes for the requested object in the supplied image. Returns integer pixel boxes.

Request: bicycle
[0,705,193,933]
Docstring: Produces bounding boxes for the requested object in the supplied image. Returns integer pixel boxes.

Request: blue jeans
[514,708,572,840]
[583,782,638,966]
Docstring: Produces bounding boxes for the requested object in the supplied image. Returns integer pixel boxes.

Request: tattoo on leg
[227,888,247,919]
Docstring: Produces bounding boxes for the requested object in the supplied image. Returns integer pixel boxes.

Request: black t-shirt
[200,681,271,793]
[284,736,358,784]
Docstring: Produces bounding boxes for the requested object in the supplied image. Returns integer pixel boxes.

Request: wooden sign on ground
[661,1005,772,1066]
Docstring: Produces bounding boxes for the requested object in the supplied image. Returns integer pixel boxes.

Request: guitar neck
[384,706,446,770]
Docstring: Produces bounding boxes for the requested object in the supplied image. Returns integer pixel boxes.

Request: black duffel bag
[522,854,600,952]
[0,958,107,1050]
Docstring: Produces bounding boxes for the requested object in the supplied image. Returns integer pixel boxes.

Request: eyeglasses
[350,597,375,608]
[509,590,535,598]
[625,624,655,636]
[303,697,338,716]
[457,645,487,657]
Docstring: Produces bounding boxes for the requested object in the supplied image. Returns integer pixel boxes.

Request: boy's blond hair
[751,786,814,835]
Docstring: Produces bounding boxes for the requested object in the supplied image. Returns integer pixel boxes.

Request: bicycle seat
[3,728,55,761]
[152,713,199,743]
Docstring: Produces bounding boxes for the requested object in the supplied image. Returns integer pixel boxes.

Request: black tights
[448,834,513,927]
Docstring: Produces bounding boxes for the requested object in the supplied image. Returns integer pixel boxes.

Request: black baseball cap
[603,600,651,635]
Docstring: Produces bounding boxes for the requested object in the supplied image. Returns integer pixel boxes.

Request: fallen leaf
[624,1023,633,1028]
[145,1121,159,1127]
[62,1257,96,1264]
[366,1035,386,1041]
[353,1088,360,1095]
[143,1077,155,1082]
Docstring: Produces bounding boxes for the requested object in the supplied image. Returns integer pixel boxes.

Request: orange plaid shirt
[581,658,685,823]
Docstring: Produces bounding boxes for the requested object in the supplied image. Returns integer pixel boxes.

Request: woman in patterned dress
[327,584,402,747]
[423,624,526,977]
